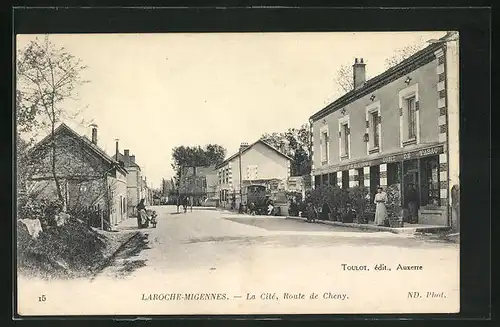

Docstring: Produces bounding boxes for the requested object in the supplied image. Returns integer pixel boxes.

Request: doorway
[369,165,380,200]
[402,159,420,212]
[420,156,440,206]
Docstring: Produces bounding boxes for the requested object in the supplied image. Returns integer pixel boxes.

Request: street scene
[16,31,460,315]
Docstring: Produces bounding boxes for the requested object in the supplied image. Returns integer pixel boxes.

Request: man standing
[406,184,418,224]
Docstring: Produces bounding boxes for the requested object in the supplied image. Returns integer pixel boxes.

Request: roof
[310,40,446,122]
[112,152,141,169]
[31,123,128,176]
[215,139,293,169]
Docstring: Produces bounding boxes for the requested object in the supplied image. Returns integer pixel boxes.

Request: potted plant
[386,183,404,228]
[347,186,370,224]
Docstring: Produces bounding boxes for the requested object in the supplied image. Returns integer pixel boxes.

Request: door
[403,159,419,209]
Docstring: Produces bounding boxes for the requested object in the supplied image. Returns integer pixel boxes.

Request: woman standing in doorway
[374,186,388,226]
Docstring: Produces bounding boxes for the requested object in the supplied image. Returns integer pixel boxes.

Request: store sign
[328,145,444,173]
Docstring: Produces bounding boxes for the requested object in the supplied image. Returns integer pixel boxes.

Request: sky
[16,31,446,189]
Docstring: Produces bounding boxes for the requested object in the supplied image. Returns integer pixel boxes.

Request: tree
[17,35,89,208]
[334,63,355,94]
[171,144,226,183]
[333,42,425,96]
[384,43,424,69]
[260,123,312,177]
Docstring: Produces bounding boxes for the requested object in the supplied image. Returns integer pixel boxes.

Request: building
[215,140,293,208]
[27,123,128,229]
[178,165,218,205]
[309,32,459,228]
[113,148,145,215]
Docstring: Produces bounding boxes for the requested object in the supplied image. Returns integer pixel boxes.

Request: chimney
[353,58,366,90]
[239,142,250,152]
[130,155,136,163]
[115,139,119,160]
[90,124,98,145]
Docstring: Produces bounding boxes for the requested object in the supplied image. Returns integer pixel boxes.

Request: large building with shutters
[309,33,459,228]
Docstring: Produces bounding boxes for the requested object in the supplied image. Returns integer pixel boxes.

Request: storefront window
[357,168,364,186]
[314,175,321,188]
[342,170,349,189]
[328,173,337,186]
[387,162,402,186]
[420,156,440,206]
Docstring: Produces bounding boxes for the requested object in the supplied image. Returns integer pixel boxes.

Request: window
[322,131,329,164]
[320,125,329,165]
[338,116,350,160]
[357,168,364,186]
[407,96,416,139]
[371,112,379,148]
[342,124,349,157]
[399,83,419,146]
[246,165,258,180]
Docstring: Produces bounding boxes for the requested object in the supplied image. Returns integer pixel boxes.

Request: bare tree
[334,63,355,93]
[384,43,424,69]
[16,35,89,208]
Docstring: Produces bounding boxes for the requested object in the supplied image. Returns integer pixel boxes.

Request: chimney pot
[115,139,119,160]
[124,149,130,157]
[355,58,358,64]
[353,57,367,89]
[90,124,98,144]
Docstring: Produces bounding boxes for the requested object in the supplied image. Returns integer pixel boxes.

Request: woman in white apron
[374,186,388,226]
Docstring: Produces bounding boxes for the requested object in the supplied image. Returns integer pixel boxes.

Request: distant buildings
[113,147,151,215]
[215,140,293,208]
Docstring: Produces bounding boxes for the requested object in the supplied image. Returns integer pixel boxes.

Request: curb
[285,216,449,235]
[90,230,140,280]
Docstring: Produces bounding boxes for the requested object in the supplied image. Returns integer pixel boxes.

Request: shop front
[312,144,448,226]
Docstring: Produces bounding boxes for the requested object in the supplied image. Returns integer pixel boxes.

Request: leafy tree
[171,144,226,183]
[16,35,89,208]
[260,123,312,177]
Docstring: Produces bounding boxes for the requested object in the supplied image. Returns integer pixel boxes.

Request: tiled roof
[31,123,128,175]
[215,139,293,169]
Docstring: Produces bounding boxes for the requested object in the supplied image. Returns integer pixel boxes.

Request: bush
[17,216,109,279]
[386,183,403,219]
[347,186,370,223]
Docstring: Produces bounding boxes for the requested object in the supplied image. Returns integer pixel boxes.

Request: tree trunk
[51,123,65,210]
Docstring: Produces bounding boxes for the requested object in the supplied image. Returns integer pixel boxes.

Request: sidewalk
[285,216,451,235]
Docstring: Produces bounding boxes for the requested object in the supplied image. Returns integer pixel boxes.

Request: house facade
[178,165,218,205]
[113,149,144,215]
[216,140,293,208]
[310,33,459,229]
[27,123,128,229]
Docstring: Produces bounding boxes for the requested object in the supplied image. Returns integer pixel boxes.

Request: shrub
[386,183,403,219]
[347,186,370,223]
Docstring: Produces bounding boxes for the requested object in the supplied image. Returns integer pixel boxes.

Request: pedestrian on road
[183,196,189,213]
[374,186,388,226]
